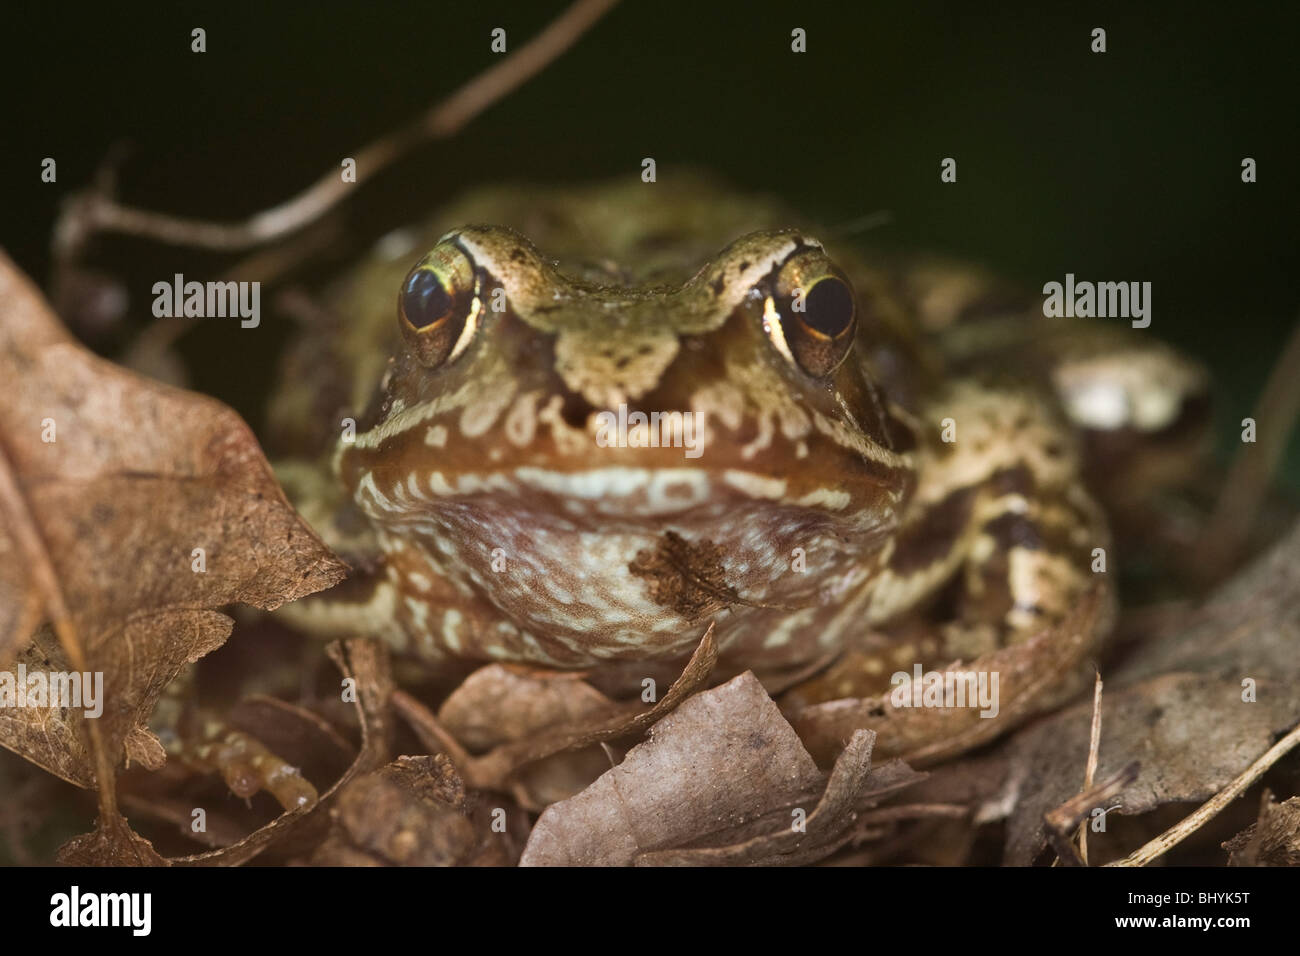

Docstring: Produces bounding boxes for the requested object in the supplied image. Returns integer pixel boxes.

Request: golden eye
[766,256,858,377]
[398,244,479,368]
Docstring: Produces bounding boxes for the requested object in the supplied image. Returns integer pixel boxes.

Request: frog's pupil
[804,278,854,337]
[402,269,452,329]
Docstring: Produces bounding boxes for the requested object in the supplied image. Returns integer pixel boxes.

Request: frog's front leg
[789,380,1112,706]
[266,479,517,666]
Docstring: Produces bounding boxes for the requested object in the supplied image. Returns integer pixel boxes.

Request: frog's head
[336,225,913,663]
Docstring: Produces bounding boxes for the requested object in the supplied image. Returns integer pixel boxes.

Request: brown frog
[248,175,1206,797]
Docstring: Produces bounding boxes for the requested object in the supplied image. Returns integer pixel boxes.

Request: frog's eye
[801,276,856,340]
[398,246,479,368]
[401,269,452,329]
[765,262,858,377]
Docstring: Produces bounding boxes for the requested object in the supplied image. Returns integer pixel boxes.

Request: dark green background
[5,0,1299,482]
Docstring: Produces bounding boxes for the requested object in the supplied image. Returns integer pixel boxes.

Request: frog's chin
[381,465,894,663]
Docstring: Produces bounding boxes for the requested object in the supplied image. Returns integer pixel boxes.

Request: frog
[204,174,1207,806]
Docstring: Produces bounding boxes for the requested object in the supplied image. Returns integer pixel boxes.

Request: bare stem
[1078,671,1104,863]
[1108,718,1300,867]
[53,0,620,258]
[1196,310,1300,579]
[1046,761,1138,867]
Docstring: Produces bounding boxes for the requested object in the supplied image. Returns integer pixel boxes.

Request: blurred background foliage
[5,0,1299,484]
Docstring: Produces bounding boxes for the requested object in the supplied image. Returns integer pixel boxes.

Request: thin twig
[1078,671,1104,864]
[390,689,475,768]
[1108,718,1300,867]
[1045,762,1139,867]
[1196,309,1300,580]
[120,217,344,368]
[826,210,894,238]
[53,0,620,258]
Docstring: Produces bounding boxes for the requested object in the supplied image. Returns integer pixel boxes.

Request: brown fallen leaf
[0,250,346,842]
[310,754,525,866]
[1223,791,1300,866]
[438,663,622,806]
[637,733,923,866]
[55,811,168,867]
[2,613,232,791]
[439,664,617,751]
[60,636,395,866]
[519,672,924,866]
[1003,673,1300,865]
[397,624,718,802]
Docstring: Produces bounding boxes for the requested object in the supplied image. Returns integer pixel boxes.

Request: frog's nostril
[560,392,597,429]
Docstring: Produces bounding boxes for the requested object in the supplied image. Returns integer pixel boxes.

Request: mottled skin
[271,176,1207,703]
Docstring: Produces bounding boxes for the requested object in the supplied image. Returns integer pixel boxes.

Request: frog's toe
[192,726,320,811]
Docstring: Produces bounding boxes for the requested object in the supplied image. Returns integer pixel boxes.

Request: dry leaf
[439,664,621,805]
[56,811,168,866]
[311,754,523,866]
[637,734,922,866]
[520,672,923,866]
[415,624,717,796]
[439,664,617,751]
[57,636,396,866]
[1223,792,1300,866]
[1,613,230,789]
[0,251,346,804]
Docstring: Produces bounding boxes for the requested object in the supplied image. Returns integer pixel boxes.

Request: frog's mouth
[341,397,912,525]
[352,459,903,526]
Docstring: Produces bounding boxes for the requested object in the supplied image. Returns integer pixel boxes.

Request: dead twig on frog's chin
[52,0,621,262]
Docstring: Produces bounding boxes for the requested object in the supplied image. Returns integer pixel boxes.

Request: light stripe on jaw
[762,295,795,364]
[449,295,484,363]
